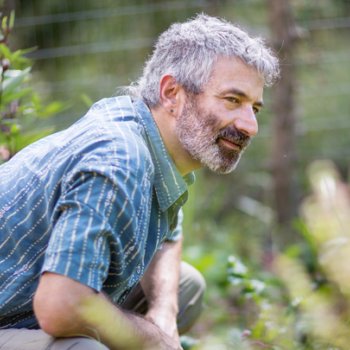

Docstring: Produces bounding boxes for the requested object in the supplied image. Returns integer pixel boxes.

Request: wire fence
[9,0,350,161]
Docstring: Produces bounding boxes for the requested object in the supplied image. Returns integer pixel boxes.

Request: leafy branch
[0,9,64,162]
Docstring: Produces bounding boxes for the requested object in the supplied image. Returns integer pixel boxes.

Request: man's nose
[233,106,258,137]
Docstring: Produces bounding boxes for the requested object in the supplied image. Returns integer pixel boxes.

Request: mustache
[217,127,251,149]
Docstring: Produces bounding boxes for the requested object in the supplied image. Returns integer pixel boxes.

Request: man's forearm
[140,239,182,338]
[34,272,180,350]
[73,291,177,350]
[141,239,182,314]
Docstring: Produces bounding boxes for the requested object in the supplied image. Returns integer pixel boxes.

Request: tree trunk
[268,0,299,236]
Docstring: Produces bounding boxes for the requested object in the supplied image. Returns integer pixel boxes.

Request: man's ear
[159,75,184,115]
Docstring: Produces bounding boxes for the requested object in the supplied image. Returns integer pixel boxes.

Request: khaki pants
[0,262,205,350]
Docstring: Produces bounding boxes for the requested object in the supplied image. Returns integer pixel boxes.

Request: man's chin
[205,157,240,175]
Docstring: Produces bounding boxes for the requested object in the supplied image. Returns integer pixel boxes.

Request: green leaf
[227,255,248,278]
[243,279,266,295]
[2,87,32,106]
[2,67,31,92]
[228,276,244,286]
[11,47,35,65]
[1,15,8,31]
[0,43,12,59]
[9,11,15,30]
[9,123,20,134]
[37,101,64,118]
[80,93,93,108]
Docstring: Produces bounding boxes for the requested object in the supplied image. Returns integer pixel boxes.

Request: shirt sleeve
[166,208,184,242]
[42,160,145,292]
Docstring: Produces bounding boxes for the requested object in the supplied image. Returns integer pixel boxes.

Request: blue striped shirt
[0,96,194,329]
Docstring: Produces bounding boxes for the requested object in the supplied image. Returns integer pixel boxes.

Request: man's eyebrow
[222,88,264,107]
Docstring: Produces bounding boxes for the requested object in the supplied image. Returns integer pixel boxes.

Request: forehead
[204,56,264,101]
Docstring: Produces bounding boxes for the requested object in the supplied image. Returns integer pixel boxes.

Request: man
[0,14,279,350]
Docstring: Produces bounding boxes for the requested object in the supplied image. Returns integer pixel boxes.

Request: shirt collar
[133,98,195,212]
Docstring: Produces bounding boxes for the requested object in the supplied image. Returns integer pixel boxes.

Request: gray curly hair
[130,14,279,107]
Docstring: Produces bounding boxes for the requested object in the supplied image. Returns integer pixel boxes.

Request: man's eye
[225,96,239,103]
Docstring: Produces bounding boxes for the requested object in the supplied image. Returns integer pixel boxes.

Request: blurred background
[1,0,350,349]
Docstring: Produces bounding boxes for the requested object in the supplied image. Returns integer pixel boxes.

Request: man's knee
[50,337,108,350]
[180,262,206,299]
[178,262,206,334]
[0,329,108,350]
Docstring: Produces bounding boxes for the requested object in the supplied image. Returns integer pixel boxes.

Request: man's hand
[145,307,180,345]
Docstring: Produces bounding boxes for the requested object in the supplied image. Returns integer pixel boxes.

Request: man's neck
[150,106,201,176]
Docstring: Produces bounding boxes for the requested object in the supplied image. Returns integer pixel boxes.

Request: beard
[175,98,251,174]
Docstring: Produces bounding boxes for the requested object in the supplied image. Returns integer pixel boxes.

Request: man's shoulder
[83,96,143,141]
[71,97,154,173]
[89,96,137,121]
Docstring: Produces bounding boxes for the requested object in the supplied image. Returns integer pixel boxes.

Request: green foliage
[0,10,64,161]
[184,162,350,349]
[227,256,266,299]
[275,161,350,349]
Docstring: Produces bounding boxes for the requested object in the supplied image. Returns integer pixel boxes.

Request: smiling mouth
[217,137,242,151]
